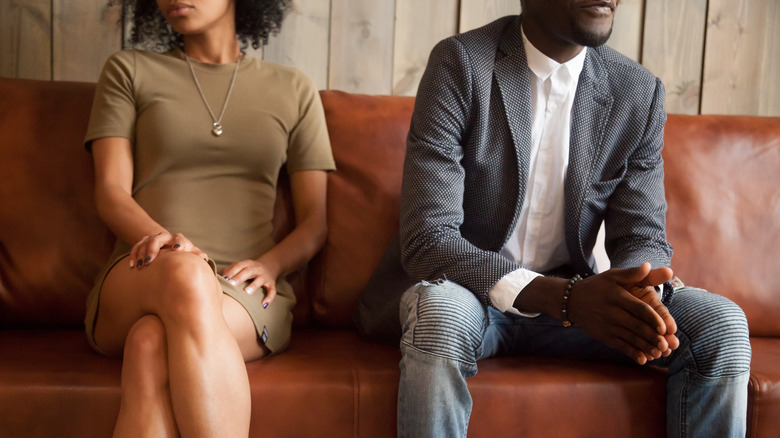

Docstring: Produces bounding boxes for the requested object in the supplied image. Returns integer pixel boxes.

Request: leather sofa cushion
[2,329,779,437]
[0,328,666,437]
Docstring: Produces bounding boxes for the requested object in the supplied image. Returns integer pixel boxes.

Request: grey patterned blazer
[356,15,673,340]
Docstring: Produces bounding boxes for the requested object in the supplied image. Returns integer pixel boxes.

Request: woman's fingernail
[245,287,254,295]
[223,276,230,280]
[144,256,151,263]
[129,260,135,268]
[136,259,143,267]
[173,244,181,249]
[229,280,237,286]
[263,302,269,309]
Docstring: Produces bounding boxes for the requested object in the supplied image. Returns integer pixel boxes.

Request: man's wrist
[657,277,684,306]
[561,275,582,327]
[512,276,569,318]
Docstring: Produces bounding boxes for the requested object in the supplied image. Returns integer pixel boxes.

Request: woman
[84,0,335,436]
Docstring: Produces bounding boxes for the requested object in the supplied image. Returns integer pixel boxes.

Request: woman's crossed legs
[94,250,266,438]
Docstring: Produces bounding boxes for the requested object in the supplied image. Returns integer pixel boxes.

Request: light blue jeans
[398,280,751,438]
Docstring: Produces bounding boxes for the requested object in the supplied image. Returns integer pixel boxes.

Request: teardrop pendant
[212,122,223,137]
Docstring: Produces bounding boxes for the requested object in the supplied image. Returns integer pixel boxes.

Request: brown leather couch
[0,77,778,437]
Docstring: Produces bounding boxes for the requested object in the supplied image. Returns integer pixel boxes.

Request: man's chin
[573,27,613,48]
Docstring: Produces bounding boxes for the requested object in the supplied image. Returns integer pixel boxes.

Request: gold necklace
[184,51,243,137]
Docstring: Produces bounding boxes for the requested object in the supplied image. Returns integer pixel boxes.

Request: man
[356,0,751,436]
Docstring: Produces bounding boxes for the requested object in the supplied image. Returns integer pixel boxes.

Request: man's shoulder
[590,44,660,89]
[436,15,517,59]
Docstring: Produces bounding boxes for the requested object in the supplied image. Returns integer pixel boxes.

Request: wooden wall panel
[328,0,395,95]
[701,0,779,116]
[458,0,520,34]
[642,0,707,115]
[392,0,459,97]
[0,0,51,80]
[608,0,643,61]
[758,4,780,116]
[1,0,778,116]
[264,0,331,90]
[52,0,122,82]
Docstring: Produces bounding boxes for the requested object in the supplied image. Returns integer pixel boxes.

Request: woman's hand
[129,232,208,269]
[220,260,279,309]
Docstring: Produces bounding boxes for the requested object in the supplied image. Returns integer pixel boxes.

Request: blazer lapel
[565,49,614,271]
[493,17,533,236]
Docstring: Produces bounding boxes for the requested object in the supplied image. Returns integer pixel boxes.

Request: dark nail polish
[263,302,269,309]
[136,259,143,267]
[173,244,181,249]
[223,276,230,280]
[144,256,151,263]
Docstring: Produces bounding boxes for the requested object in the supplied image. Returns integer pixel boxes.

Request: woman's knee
[124,315,167,359]
[153,252,222,323]
[123,315,169,391]
[400,280,486,361]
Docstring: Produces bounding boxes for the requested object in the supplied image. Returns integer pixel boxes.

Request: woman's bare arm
[221,170,328,306]
[92,137,205,268]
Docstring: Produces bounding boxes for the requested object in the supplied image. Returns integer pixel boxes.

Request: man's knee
[400,280,486,363]
[673,288,751,377]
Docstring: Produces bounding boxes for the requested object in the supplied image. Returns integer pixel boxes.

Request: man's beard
[571,21,613,47]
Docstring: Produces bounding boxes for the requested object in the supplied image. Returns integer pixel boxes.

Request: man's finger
[637,266,674,289]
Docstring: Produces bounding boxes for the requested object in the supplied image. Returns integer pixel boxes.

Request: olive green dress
[84,49,335,355]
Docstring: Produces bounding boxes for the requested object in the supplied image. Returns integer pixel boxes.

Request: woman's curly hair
[123,0,289,51]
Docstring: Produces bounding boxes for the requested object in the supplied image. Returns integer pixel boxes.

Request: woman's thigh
[93,250,222,356]
[221,294,268,362]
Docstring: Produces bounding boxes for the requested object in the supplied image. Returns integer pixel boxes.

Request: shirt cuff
[489,268,542,317]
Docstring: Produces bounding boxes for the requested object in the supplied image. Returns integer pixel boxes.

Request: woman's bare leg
[113,315,178,438]
[94,251,253,438]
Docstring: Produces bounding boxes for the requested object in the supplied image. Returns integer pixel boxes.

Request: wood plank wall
[1,0,778,116]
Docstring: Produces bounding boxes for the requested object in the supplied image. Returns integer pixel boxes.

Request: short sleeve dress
[83,49,335,355]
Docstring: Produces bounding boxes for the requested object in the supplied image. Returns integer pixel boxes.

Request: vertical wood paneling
[458,0,519,34]
[1,0,778,117]
[0,0,51,80]
[758,4,780,116]
[609,0,643,61]
[329,0,395,94]
[264,0,331,90]
[701,0,779,116]
[53,0,122,82]
[642,0,707,115]
[392,0,458,96]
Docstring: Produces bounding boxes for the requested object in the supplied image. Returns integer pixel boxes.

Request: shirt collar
[521,26,587,85]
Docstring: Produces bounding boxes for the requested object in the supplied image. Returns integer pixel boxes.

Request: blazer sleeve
[604,77,674,270]
[400,37,519,306]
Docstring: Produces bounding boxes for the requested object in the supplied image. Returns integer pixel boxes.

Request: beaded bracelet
[561,274,582,327]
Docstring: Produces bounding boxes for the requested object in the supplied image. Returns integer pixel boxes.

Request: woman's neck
[182,34,241,64]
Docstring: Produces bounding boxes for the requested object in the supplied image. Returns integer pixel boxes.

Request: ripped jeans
[397,280,751,438]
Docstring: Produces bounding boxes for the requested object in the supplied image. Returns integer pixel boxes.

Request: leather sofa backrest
[662,114,780,336]
[310,91,414,327]
[0,78,109,328]
[1,78,778,337]
[0,78,313,327]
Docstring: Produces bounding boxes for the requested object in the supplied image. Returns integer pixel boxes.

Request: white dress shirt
[488,28,587,316]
